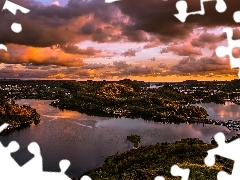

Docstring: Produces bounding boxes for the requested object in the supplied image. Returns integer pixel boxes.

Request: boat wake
[43,115,70,119]
[75,122,93,129]
[43,115,93,128]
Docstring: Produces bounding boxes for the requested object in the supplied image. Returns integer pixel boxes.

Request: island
[0,90,40,135]
[50,79,208,124]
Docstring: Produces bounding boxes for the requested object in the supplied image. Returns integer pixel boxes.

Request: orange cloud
[0,44,110,66]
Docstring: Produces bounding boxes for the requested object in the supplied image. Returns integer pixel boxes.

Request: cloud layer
[0,0,238,80]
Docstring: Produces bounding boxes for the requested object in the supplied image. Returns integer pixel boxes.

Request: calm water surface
[0,100,239,177]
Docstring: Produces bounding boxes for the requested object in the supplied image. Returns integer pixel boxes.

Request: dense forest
[51,79,208,123]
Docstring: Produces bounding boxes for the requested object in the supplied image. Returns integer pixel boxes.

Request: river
[0,100,239,177]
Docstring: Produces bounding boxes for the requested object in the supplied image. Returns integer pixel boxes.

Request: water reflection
[0,100,239,177]
[197,102,240,120]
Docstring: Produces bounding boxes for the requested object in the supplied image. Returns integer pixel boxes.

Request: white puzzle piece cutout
[154,176,165,180]
[81,175,93,180]
[171,165,190,180]
[0,123,92,180]
[20,142,43,173]
[233,11,240,23]
[0,44,7,51]
[205,132,240,180]
[154,164,190,180]
[215,28,240,77]
[0,1,30,50]
[0,123,21,178]
[2,0,30,15]
[105,0,121,3]
[11,22,22,33]
[2,0,30,33]
[174,0,227,22]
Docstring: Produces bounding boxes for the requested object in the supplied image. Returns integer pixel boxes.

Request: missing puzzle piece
[0,123,21,178]
[154,165,190,180]
[2,0,30,15]
[0,44,7,51]
[20,142,43,173]
[0,123,93,179]
[205,132,240,180]
[0,1,30,50]
[216,28,240,77]
[80,175,92,180]
[154,176,165,180]
[171,165,190,180]
[174,0,227,22]
[0,123,87,180]
[105,0,121,3]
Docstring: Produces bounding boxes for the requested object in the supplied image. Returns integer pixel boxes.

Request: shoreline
[49,101,240,131]
[0,99,41,135]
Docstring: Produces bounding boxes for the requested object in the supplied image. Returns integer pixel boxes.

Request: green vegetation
[83,138,232,180]
[221,79,240,93]
[51,80,208,123]
[127,134,141,148]
[0,90,40,135]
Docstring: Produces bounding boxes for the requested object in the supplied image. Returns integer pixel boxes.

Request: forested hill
[51,80,208,123]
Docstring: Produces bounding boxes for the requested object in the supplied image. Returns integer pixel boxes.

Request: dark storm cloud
[115,0,240,42]
[114,0,194,42]
[2,0,240,48]
[0,0,122,47]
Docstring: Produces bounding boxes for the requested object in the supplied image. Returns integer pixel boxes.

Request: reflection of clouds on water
[188,124,235,143]
[95,118,234,145]
[4,99,240,177]
[198,102,240,120]
[95,118,147,129]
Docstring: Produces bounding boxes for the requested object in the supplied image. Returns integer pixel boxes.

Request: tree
[127,134,141,148]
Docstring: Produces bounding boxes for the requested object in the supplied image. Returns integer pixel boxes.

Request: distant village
[149,79,240,104]
[0,79,73,100]
[1,79,240,133]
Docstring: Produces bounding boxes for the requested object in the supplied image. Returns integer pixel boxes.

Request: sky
[0,0,240,82]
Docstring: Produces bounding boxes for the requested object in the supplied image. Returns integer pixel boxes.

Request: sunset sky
[1,0,240,81]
